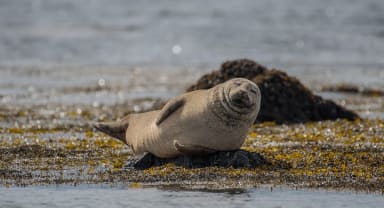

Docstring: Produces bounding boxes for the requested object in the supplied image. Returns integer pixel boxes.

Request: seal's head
[209,78,261,126]
[224,78,261,115]
[227,78,260,109]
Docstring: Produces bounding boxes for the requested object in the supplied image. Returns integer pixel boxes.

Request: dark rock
[187,59,359,123]
[124,150,267,170]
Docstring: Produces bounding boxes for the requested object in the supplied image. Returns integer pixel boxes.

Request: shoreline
[1,118,383,193]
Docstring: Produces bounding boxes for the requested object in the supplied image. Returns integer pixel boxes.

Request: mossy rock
[187,59,359,123]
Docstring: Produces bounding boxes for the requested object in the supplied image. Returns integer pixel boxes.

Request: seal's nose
[230,88,252,107]
[238,89,248,99]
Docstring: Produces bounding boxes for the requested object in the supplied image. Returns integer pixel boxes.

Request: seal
[94,78,261,158]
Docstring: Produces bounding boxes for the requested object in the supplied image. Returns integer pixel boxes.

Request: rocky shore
[0,59,383,193]
[1,118,383,192]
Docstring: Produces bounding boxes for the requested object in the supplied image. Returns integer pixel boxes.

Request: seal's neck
[208,86,252,128]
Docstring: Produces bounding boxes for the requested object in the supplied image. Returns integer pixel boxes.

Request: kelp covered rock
[187,59,359,123]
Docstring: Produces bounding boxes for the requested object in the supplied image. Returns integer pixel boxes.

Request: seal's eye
[233,82,242,86]
[250,88,258,94]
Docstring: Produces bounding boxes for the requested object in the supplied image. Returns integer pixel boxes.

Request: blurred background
[0,0,383,108]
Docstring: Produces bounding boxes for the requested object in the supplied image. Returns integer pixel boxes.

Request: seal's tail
[93,116,130,144]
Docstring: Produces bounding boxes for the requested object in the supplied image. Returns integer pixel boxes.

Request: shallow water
[1,185,383,208]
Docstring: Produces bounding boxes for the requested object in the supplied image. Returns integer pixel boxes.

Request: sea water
[0,185,383,208]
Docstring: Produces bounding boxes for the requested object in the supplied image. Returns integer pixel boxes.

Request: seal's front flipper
[94,117,129,143]
[174,140,216,155]
[155,97,185,126]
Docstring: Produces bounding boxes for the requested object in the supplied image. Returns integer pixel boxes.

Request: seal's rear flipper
[174,140,216,155]
[93,119,129,143]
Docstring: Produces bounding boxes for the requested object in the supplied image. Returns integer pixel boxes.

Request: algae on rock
[187,59,359,123]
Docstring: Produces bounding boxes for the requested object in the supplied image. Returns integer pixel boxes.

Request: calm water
[0,0,383,69]
[0,0,384,107]
[0,185,383,208]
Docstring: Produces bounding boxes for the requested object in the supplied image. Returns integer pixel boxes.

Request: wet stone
[187,59,359,123]
[0,169,32,179]
[124,150,267,170]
